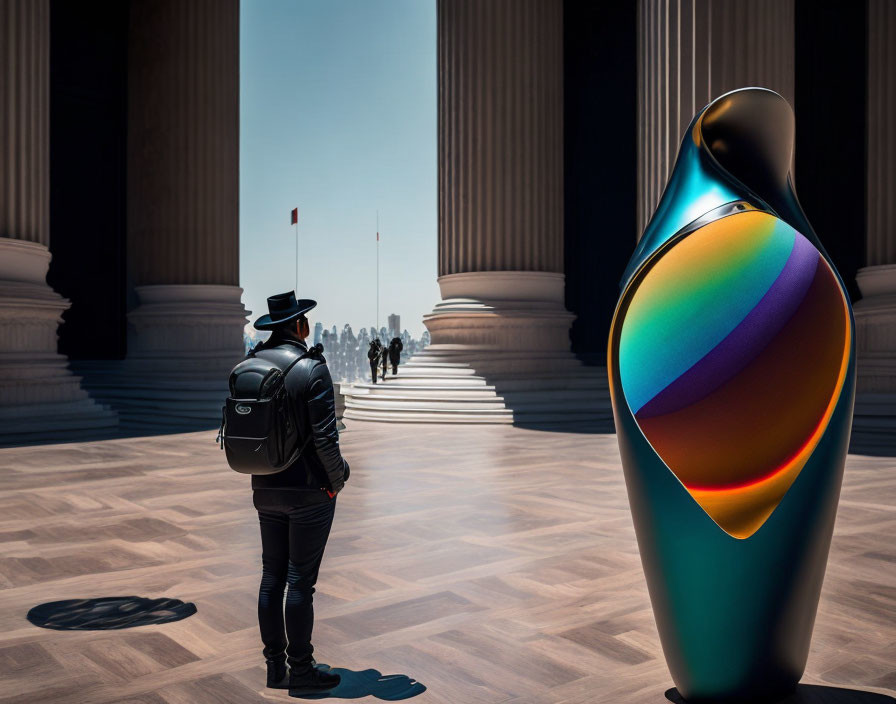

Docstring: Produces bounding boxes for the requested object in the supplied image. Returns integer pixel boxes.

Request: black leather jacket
[250,336,349,496]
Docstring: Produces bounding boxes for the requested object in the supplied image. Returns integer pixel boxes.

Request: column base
[0,238,118,446]
[74,285,249,432]
[851,393,896,456]
[342,272,613,427]
[852,265,896,453]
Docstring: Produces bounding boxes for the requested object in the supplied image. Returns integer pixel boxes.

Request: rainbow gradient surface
[618,210,850,538]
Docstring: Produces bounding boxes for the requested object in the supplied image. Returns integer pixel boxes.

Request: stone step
[94,398,223,418]
[351,386,500,399]
[345,399,512,415]
[345,393,610,412]
[409,348,588,359]
[79,385,227,405]
[343,341,612,424]
[0,399,119,446]
[347,385,611,404]
[400,365,482,376]
[346,396,509,411]
[71,361,230,430]
[344,407,515,423]
[850,392,896,454]
[398,360,478,368]
[346,375,608,392]
[347,376,492,388]
[343,406,613,425]
[118,414,220,432]
[403,358,588,371]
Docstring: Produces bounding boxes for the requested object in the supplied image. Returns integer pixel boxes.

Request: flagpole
[290,207,299,292]
[376,210,380,338]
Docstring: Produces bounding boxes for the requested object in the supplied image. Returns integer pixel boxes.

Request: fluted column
[128,0,239,288]
[439,0,563,276]
[855,0,896,397]
[72,0,247,432]
[125,0,246,375]
[0,0,117,442]
[428,0,572,353]
[0,0,50,246]
[637,0,795,235]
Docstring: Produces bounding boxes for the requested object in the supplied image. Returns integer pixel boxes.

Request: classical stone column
[77,0,247,431]
[343,0,611,425]
[853,0,896,450]
[637,0,795,235]
[0,0,117,443]
[431,0,570,352]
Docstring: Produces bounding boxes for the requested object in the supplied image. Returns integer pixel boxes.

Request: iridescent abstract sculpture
[608,88,855,702]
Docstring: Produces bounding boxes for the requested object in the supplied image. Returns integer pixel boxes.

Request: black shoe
[266,660,290,689]
[288,663,341,695]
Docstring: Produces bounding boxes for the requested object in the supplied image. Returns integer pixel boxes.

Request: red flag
[290,208,298,225]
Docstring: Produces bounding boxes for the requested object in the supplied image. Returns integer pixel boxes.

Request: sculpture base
[666,684,896,703]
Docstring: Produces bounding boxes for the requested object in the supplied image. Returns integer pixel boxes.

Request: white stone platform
[343,345,612,427]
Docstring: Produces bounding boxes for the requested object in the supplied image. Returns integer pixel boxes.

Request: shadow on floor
[290,664,426,701]
[1,422,220,449]
[513,419,616,434]
[27,596,197,630]
[847,440,896,458]
[665,685,896,703]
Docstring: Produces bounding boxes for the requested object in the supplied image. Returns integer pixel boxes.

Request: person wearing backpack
[223,291,349,695]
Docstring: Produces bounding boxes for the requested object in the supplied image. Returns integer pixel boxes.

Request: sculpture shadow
[289,664,426,700]
[27,596,196,630]
[665,685,896,704]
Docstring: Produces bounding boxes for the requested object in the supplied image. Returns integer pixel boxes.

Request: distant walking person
[228,292,349,695]
[388,337,403,376]
[381,343,389,381]
[367,339,382,384]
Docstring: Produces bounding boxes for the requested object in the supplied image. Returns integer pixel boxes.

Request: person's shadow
[666,685,896,703]
[290,664,425,700]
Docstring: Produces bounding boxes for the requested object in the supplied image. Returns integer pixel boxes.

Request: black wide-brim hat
[254,291,317,330]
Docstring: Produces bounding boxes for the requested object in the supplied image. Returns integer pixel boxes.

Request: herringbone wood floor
[0,422,893,703]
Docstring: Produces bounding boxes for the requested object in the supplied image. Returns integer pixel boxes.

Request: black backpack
[217,342,322,474]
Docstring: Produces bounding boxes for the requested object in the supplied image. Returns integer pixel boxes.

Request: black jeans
[254,492,336,667]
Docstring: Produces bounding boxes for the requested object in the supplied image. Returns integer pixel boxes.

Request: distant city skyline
[239,0,438,338]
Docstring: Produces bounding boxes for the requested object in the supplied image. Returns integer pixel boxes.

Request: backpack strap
[271,343,324,468]
[278,428,313,469]
[246,337,305,359]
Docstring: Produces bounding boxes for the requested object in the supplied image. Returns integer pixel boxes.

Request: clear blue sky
[240,0,437,338]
